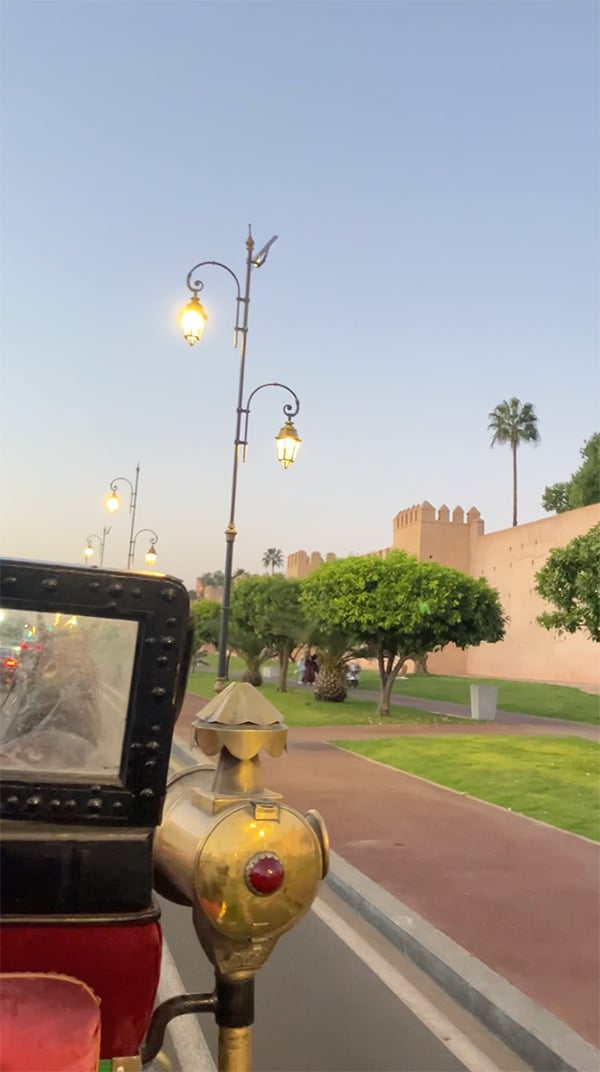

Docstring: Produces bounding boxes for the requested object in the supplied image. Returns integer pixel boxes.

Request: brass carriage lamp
[180,294,207,345]
[275,418,302,469]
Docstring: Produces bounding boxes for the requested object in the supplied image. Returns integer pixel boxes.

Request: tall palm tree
[262,548,284,574]
[488,398,540,527]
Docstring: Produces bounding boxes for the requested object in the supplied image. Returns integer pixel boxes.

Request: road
[158,887,528,1072]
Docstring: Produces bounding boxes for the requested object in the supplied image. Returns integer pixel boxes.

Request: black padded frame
[0,558,192,827]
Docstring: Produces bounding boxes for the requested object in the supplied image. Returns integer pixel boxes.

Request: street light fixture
[83,527,111,567]
[105,464,141,569]
[131,528,159,569]
[180,227,301,692]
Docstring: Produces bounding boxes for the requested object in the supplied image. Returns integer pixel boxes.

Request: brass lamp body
[153,683,329,1072]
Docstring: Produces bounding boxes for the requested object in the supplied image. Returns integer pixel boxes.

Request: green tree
[301,553,505,716]
[262,548,284,575]
[542,433,600,514]
[535,523,600,642]
[488,398,540,527]
[541,482,571,515]
[230,574,304,690]
[191,599,221,651]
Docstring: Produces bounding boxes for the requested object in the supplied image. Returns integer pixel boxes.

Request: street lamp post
[130,528,159,569]
[180,227,301,693]
[83,527,111,567]
[105,463,141,569]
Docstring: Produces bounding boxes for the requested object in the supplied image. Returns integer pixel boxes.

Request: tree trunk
[278,649,289,693]
[376,656,405,717]
[512,442,518,527]
[376,676,395,717]
[242,658,262,686]
[314,665,347,703]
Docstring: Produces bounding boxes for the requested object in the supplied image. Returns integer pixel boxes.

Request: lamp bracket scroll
[238,382,300,461]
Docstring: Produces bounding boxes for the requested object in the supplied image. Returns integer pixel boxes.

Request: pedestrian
[302,653,317,686]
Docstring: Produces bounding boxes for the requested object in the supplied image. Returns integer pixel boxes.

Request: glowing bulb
[106,491,120,513]
[275,419,302,470]
[180,295,207,346]
[84,544,94,559]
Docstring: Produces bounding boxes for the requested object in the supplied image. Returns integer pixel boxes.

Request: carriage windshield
[0,608,138,779]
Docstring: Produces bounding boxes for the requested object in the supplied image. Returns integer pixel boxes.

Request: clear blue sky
[1,1,598,587]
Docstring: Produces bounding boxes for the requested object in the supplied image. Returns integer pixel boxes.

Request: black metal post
[215,232,254,692]
[127,462,141,570]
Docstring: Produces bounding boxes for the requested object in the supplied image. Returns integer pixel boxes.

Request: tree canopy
[230,574,303,689]
[535,523,600,642]
[190,598,221,651]
[262,548,284,574]
[301,552,506,715]
[542,433,600,515]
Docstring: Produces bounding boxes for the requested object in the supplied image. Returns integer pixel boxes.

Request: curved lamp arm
[132,527,159,548]
[131,528,159,567]
[109,475,134,496]
[239,382,301,459]
[185,260,243,347]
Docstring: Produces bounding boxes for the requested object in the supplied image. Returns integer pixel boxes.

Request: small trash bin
[470,685,498,721]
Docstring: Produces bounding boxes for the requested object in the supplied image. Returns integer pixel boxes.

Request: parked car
[0,647,19,687]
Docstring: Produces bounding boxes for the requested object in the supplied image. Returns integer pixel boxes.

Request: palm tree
[488,398,540,527]
[262,548,284,574]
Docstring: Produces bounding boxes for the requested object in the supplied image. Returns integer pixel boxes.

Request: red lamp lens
[245,853,284,896]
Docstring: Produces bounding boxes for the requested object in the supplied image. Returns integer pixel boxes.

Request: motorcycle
[346,663,360,688]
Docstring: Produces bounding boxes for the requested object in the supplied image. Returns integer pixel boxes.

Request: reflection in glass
[0,609,138,779]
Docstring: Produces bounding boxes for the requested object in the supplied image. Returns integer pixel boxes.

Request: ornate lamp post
[105,463,140,570]
[180,227,301,692]
[131,528,159,568]
[83,527,111,567]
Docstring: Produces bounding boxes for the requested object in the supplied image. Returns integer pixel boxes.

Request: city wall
[287,501,600,686]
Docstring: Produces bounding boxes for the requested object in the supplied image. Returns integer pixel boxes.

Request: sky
[1,0,598,589]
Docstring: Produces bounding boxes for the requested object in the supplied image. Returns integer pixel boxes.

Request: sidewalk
[176,693,600,1052]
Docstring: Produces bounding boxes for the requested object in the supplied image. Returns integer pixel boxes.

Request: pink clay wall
[287,501,600,686]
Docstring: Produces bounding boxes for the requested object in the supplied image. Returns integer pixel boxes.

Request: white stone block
[470,685,498,720]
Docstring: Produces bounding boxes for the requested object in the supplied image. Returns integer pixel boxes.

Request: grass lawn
[187,671,464,728]
[356,671,599,724]
[336,735,600,840]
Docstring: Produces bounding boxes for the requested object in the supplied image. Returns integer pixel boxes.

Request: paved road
[159,889,527,1072]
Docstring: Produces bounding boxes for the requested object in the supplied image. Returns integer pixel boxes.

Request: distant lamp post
[105,463,141,569]
[180,228,301,692]
[83,527,111,567]
[131,528,159,569]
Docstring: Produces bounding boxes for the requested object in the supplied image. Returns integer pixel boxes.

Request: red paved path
[176,693,600,1047]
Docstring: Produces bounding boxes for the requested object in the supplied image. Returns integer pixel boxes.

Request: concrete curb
[326,850,600,1072]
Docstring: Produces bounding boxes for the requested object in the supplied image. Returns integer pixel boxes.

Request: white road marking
[311,897,503,1072]
[158,940,217,1072]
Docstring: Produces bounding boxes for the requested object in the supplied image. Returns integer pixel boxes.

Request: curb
[326,851,600,1072]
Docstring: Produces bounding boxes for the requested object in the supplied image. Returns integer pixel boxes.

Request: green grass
[187,672,464,727]
[356,671,599,724]
[336,735,600,840]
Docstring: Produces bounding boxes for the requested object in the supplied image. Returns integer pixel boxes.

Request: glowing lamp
[275,419,301,470]
[84,544,94,559]
[106,491,120,513]
[144,543,158,568]
[180,295,207,346]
